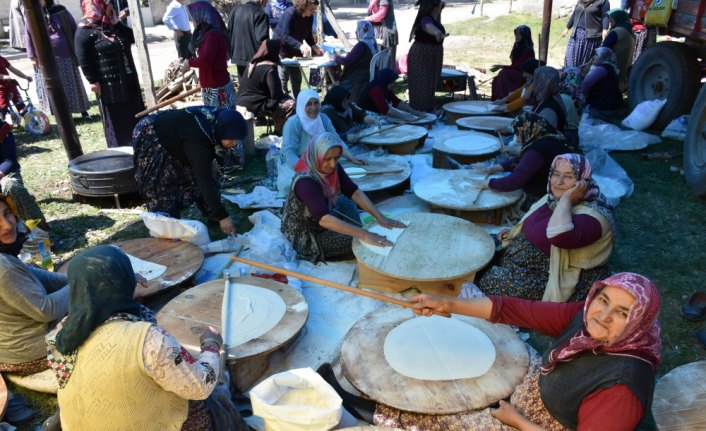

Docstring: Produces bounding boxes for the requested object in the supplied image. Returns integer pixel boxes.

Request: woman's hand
[349,156,368,165]
[435,32,449,43]
[409,294,451,317]
[313,46,325,56]
[498,229,511,242]
[199,325,224,351]
[377,217,406,229]
[489,64,504,73]
[491,400,530,429]
[561,28,569,37]
[473,179,490,190]
[562,180,588,205]
[219,216,236,235]
[135,273,148,287]
[470,162,501,174]
[90,83,101,96]
[363,115,379,126]
[362,231,393,247]
[300,44,312,57]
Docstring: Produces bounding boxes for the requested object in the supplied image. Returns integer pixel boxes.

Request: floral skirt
[201,81,237,109]
[132,115,210,218]
[35,57,90,114]
[564,28,602,68]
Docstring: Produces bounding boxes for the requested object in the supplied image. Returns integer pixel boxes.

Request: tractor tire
[628,41,700,130]
[684,84,706,197]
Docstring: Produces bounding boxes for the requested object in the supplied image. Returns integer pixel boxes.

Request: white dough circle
[222,283,287,348]
[435,134,501,156]
[345,166,367,179]
[384,315,496,381]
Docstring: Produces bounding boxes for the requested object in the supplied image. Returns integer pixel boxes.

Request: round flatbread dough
[384,315,496,381]
[345,167,367,179]
[222,283,287,348]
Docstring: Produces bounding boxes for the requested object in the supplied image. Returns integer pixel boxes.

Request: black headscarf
[55,245,142,354]
[370,68,399,101]
[510,25,534,62]
[248,39,282,78]
[184,106,248,145]
[0,195,27,257]
[410,0,443,42]
[322,85,351,113]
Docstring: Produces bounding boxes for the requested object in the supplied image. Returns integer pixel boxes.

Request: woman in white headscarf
[335,20,378,104]
[281,89,365,166]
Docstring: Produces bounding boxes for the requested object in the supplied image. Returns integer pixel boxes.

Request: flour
[275,388,329,408]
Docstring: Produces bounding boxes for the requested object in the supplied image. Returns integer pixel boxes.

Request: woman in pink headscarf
[367,272,661,430]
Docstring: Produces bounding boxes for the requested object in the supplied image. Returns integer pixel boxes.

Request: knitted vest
[539,312,655,430]
[58,321,189,431]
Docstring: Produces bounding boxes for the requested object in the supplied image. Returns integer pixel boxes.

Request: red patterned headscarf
[79,0,115,29]
[542,272,662,373]
[295,132,343,205]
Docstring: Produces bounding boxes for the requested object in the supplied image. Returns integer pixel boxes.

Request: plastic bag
[585,148,634,207]
[579,118,661,152]
[621,99,667,130]
[250,368,351,431]
[661,114,689,141]
[645,0,673,26]
[276,157,296,198]
[140,212,211,245]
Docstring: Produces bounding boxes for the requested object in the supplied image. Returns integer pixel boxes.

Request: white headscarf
[296,89,326,140]
[356,20,378,55]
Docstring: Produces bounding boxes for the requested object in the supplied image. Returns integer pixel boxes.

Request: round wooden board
[341,304,529,414]
[360,125,428,147]
[340,158,411,193]
[652,360,706,431]
[156,276,308,360]
[385,113,437,126]
[443,101,495,116]
[434,132,501,156]
[456,116,514,132]
[5,369,58,394]
[352,212,494,281]
[414,170,523,211]
[58,238,204,299]
[0,373,6,420]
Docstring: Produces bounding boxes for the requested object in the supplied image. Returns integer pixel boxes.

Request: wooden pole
[127,0,156,107]
[540,0,554,65]
[135,86,201,118]
[324,3,352,50]
[231,255,451,317]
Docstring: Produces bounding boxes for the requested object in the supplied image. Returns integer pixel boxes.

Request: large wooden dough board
[340,158,411,193]
[352,213,494,295]
[0,374,6,420]
[58,238,204,299]
[341,304,529,414]
[433,132,501,156]
[414,170,523,211]
[456,116,514,132]
[385,112,437,127]
[652,360,706,431]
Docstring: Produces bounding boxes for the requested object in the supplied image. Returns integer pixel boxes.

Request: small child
[0,54,32,117]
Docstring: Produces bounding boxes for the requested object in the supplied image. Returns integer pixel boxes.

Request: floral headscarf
[559,66,585,110]
[510,111,563,153]
[296,89,326,142]
[532,66,561,104]
[356,20,377,55]
[542,272,662,373]
[188,1,228,54]
[511,25,534,61]
[294,132,344,204]
[79,0,116,29]
[0,195,27,257]
[546,153,615,230]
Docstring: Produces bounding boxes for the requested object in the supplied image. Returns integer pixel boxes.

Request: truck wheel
[628,42,699,130]
[685,84,706,196]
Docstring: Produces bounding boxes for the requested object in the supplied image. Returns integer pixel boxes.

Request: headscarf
[546,153,615,229]
[410,0,443,42]
[294,132,343,204]
[296,89,326,139]
[532,66,561,104]
[322,85,352,119]
[78,0,115,30]
[188,1,228,54]
[510,111,563,153]
[248,39,281,78]
[510,25,534,62]
[184,106,248,145]
[370,67,399,102]
[609,8,634,36]
[593,46,619,75]
[559,66,585,106]
[541,272,662,373]
[0,195,27,257]
[521,58,541,75]
[356,20,377,55]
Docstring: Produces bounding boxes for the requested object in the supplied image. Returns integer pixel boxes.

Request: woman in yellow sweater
[491,58,541,113]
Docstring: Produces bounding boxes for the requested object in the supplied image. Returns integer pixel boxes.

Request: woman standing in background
[366,0,397,69]
[562,0,610,68]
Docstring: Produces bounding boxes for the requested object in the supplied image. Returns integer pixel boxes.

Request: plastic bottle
[265,144,280,179]
[23,220,54,271]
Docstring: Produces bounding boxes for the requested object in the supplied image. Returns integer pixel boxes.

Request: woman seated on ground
[531,66,567,134]
[133,106,248,235]
[582,47,624,122]
[282,89,364,166]
[47,245,247,430]
[335,20,377,104]
[358,68,425,122]
[378,272,660,430]
[281,133,405,263]
[321,86,379,143]
[490,24,536,101]
[237,39,295,136]
[601,8,635,92]
[477,153,614,302]
[0,195,67,376]
[477,112,572,202]
[0,120,48,230]
[491,58,541,114]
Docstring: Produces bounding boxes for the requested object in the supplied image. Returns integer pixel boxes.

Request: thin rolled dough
[383,315,496,381]
[345,167,367,179]
[222,283,287,348]
[361,225,407,256]
[125,252,167,281]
